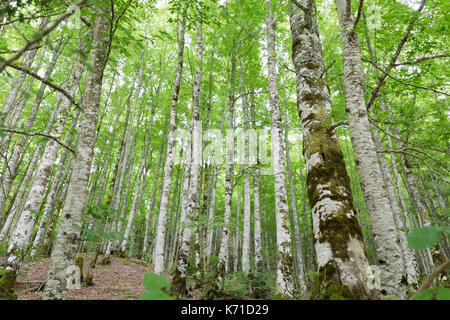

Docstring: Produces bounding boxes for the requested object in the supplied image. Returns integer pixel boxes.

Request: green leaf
[407,226,443,249]
[142,272,169,292]
[139,272,174,300]
[436,287,450,300]
[139,290,172,300]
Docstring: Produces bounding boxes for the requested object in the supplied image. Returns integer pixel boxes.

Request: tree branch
[290,0,307,12]
[0,44,43,55]
[411,259,450,300]
[0,128,75,154]
[366,0,427,110]
[0,0,88,74]
[369,118,450,155]
[320,59,335,78]
[0,9,64,26]
[362,58,449,97]
[0,57,83,111]
[352,0,364,30]
[393,54,450,66]
[328,120,348,133]
[377,148,449,184]
[283,62,296,74]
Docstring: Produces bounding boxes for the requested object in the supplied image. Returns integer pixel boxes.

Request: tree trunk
[290,2,378,299]
[153,6,187,274]
[172,7,203,296]
[42,8,111,299]
[335,0,406,299]
[266,1,295,297]
[218,43,237,278]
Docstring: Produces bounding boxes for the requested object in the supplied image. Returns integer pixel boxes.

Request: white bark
[153,8,187,274]
[290,2,378,299]
[371,121,419,286]
[172,11,203,295]
[120,122,153,254]
[31,110,80,257]
[106,52,144,254]
[266,1,294,296]
[335,0,406,299]
[242,168,251,274]
[4,30,88,272]
[218,44,236,276]
[233,177,241,272]
[283,109,306,290]
[42,9,110,299]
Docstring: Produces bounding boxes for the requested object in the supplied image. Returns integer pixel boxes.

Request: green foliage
[407,225,450,249]
[247,271,274,299]
[220,272,248,299]
[414,287,450,300]
[139,272,174,300]
[216,271,274,300]
[0,241,8,256]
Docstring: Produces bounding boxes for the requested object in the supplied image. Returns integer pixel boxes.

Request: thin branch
[403,146,448,168]
[283,62,296,74]
[0,58,82,111]
[378,148,449,173]
[363,58,449,97]
[394,54,450,66]
[411,259,450,300]
[290,0,307,11]
[0,128,75,154]
[366,0,427,110]
[369,118,450,156]
[0,44,42,55]
[352,0,364,30]
[328,120,348,133]
[0,150,12,178]
[233,164,259,188]
[378,149,449,184]
[0,0,88,74]
[0,9,64,26]
[320,59,335,78]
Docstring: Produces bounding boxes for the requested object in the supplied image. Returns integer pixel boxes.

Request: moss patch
[0,268,18,300]
[99,255,111,266]
[74,253,84,284]
[303,115,363,260]
[170,268,188,298]
[310,262,352,300]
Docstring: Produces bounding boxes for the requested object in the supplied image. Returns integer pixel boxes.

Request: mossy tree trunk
[171,6,203,297]
[289,1,378,299]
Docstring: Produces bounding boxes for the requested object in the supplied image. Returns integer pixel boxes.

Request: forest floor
[11,254,155,300]
[5,254,305,300]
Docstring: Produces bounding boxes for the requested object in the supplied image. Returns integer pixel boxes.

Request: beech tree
[0,0,448,301]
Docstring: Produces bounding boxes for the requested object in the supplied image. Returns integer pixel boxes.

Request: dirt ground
[14,254,152,300]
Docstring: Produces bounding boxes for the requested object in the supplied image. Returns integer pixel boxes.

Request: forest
[0,0,448,301]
